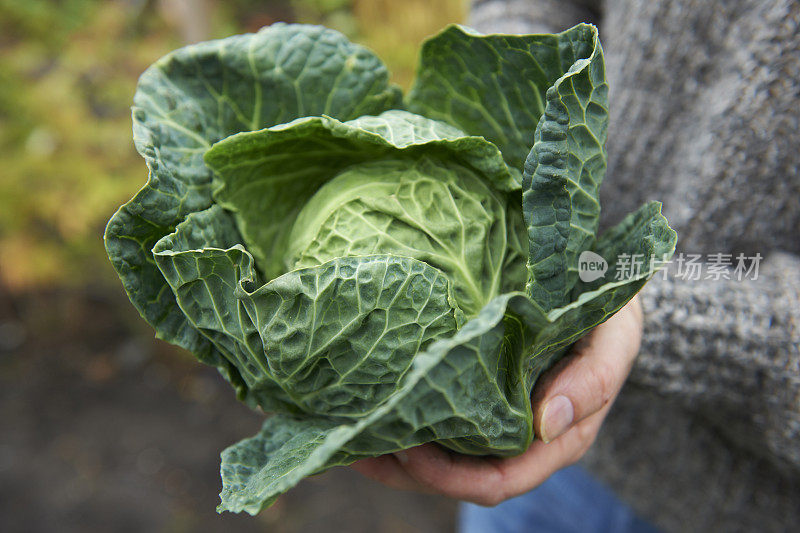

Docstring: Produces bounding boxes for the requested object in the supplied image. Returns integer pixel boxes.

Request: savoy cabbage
[104,22,676,514]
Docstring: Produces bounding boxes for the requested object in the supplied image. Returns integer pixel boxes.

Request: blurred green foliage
[0,1,180,287]
[0,0,464,289]
[294,0,467,88]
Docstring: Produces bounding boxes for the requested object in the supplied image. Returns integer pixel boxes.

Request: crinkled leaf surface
[104,21,678,516]
[573,201,677,296]
[521,24,608,311]
[406,23,608,311]
[216,197,674,514]
[502,204,530,293]
[407,23,605,174]
[147,187,673,516]
[153,205,460,417]
[205,110,519,279]
[289,156,518,315]
[104,23,400,393]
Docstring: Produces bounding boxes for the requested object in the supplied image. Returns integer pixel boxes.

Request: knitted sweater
[470,1,800,531]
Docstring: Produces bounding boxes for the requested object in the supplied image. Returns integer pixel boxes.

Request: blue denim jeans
[458,465,659,533]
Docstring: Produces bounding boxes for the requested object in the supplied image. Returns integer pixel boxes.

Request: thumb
[532,297,643,443]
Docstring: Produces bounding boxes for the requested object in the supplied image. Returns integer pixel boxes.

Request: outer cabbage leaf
[573,201,677,296]
[521,24,608,311]
[406,23,608,311]
[153,205,460,417]
[407,23,605,175]
[217,292,544,514]
[104,23,401,394]
[204,110,519,279]
[216,196,674,514]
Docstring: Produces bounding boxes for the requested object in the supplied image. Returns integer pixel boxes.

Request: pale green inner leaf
[205,110,518,280]
[288,157,524,316]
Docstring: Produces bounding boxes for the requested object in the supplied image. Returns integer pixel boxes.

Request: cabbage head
[104,22,676,514]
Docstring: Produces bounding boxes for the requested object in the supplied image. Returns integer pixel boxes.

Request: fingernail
[393,451,409,465]
[541,395,574,443]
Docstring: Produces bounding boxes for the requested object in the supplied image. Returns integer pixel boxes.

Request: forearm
[634,252,800,468]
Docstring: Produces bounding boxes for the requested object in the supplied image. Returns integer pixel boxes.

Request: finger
[488,400,612,502]
[350,455,433,493]
[393,443,508,505]
[394,403,612,506]
[533,297,643,443]
[353,398,615,505]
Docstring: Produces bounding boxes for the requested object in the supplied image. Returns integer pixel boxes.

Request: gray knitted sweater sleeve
[471,0,800,528]
[638,256,800,468]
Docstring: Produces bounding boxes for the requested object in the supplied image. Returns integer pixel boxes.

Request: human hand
[351,296,644,506]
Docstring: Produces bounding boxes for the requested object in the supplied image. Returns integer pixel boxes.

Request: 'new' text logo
[578,251,608,282]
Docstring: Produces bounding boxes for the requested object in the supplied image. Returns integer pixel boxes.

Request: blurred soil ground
[0,285,456,532]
